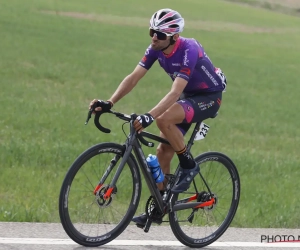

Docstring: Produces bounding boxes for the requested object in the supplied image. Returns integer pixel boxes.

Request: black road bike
[59,108,240,248]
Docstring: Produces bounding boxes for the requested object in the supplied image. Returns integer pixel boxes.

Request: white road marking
[0,238,300,247]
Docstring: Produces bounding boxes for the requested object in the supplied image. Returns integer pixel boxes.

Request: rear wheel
[169,152,240,248]
[59,143,141,247]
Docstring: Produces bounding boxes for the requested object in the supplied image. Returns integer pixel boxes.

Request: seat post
[186,122,202,152]
[186,112,218,152]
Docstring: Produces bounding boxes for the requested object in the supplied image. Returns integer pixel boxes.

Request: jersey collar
[162,37,181,58]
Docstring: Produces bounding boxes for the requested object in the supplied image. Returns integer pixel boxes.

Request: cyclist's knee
[156,106,184,130]
[156,113,170,129]
[156,115,165,128]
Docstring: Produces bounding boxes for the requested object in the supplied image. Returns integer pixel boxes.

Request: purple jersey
[138,37,225,94]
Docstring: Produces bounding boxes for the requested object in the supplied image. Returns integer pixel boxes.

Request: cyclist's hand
[89,99,113,113]
[134,113,154,133]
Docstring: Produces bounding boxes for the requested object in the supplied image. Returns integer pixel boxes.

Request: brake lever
[85,109,93,125]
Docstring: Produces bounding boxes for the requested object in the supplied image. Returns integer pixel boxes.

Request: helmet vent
[164,17,173,23]
[159,12,167,19]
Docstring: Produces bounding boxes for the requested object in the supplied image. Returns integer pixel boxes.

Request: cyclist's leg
[156,92,192,190]
[156,91,222,193]
[156,103,198,193]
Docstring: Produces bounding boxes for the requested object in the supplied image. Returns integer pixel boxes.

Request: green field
[1,0,300,228]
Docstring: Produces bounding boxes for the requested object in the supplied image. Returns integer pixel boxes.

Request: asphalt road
[0,223,300,250]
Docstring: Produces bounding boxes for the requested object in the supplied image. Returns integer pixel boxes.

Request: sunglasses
[149,28,172,40]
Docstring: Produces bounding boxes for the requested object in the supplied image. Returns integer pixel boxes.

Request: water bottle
[146,154,164,183]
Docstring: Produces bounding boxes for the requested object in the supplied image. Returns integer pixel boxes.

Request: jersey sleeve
[176,43,201,81]
[138,45,158,70]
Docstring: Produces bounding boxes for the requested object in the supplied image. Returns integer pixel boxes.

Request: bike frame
[89,110,214,216]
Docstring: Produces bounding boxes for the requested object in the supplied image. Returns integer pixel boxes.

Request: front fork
[93,142,133,200]
[93,154,121,195]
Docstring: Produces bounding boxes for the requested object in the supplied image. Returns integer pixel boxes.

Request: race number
[194,122,210,141]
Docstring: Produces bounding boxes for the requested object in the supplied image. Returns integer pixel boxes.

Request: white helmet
[150,8,184,35]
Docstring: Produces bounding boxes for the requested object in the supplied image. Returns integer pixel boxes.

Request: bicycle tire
[169,151,240,248]
[59,142,141,247]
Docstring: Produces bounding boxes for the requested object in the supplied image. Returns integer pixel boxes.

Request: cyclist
[89,8,227,226]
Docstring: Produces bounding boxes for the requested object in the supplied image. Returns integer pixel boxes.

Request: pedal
[144,219,152,233]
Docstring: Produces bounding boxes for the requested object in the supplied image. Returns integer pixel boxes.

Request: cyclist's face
[150,35,171,51]
[149,29,171,51]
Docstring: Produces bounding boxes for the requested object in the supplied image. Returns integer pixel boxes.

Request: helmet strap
[161,36,176,52]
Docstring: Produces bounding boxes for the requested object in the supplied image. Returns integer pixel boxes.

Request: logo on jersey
[145,47,150,55]
[142,56,147,63]
[180,68,191,76]
[183,49,189,66]
[201,65,219,86]
[172,63,181,66]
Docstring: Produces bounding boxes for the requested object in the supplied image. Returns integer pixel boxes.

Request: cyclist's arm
[148,77,188,119]
[108,65,147,105]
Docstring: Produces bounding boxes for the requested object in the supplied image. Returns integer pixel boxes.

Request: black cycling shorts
[176,91,222,135]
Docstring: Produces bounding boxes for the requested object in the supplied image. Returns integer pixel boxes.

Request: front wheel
[169,152,240,248]
[59,143,141,247]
